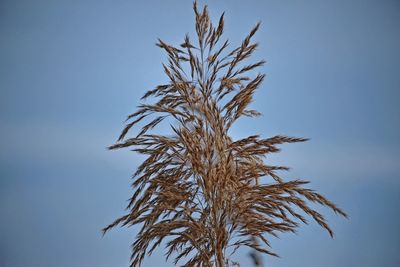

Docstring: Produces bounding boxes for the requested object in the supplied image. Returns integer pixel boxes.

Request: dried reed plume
[103,2,347,266]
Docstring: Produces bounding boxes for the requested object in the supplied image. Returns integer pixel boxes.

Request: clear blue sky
[1,0,399,266]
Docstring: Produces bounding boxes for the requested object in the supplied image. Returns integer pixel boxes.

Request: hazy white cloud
[2,122,398,183]
[0,121,142,172]
[268,142,400,181]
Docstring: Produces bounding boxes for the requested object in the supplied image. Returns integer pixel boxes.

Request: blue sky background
[1,0,399,266]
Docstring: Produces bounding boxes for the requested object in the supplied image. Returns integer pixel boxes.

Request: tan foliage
[103,2,347,266]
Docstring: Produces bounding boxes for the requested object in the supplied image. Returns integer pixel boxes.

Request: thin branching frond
[104,2,347,267]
